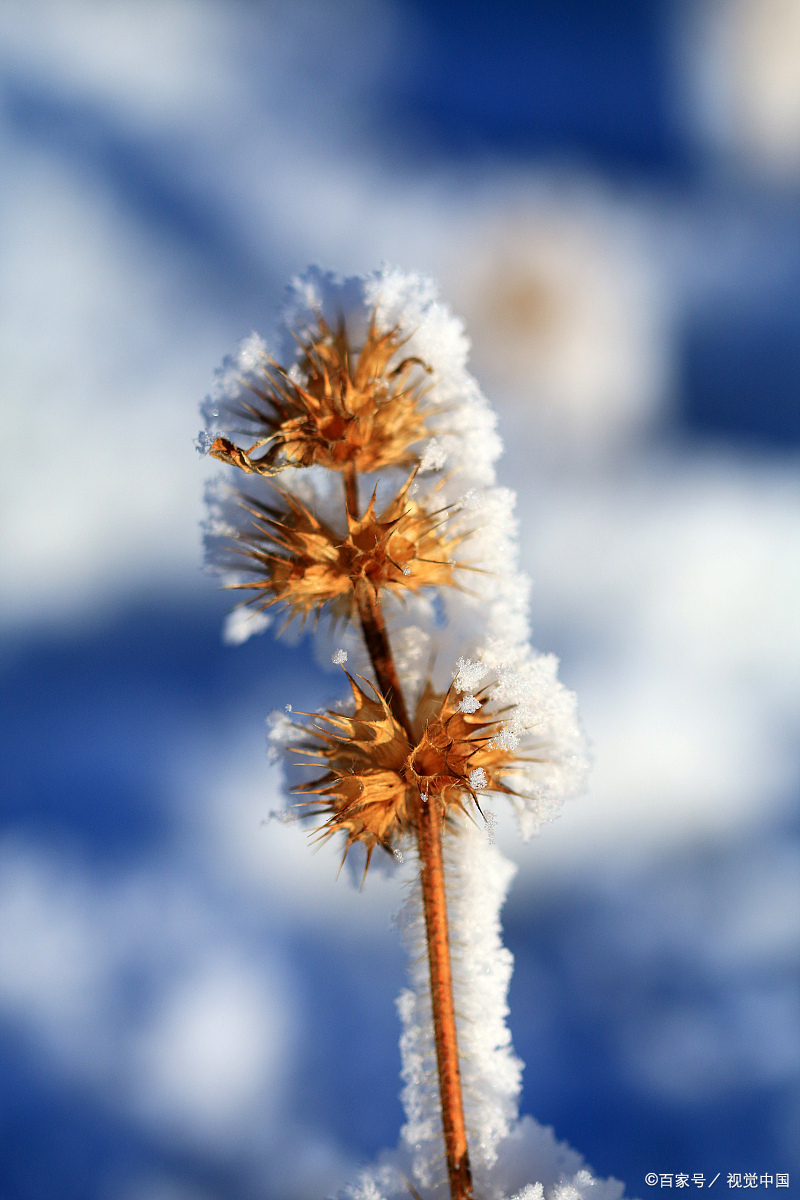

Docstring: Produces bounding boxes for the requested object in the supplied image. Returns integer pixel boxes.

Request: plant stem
[343,461,360,521]
[345,469,473,1200]
[416,790,473,1200]
[354,578,413,735]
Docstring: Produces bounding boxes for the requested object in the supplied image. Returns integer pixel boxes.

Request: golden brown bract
[226,473,467,629]
[209,313,434,476]
[293,675,522,877]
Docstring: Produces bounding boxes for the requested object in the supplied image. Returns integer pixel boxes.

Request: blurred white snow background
[679,0,800,176]
[1,2,799,1198]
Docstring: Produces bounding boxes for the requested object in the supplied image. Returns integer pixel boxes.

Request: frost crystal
[221,607,272,646]
[200,331,268,441]
[453,657,489,694]
[490,726,521,752]
[266,710,294,763]
[468,767,488,790]
[511,1186,544,1200]
[194,429,213,455]
[457,694,481,713]
[419,437,447,472]
[332,648,348,665]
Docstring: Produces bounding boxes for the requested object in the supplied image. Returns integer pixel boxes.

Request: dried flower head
[292,673,533,876]
[208,312,435,477]
[224,473,469,629]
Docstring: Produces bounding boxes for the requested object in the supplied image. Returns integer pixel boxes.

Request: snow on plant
[199,266,629,1200]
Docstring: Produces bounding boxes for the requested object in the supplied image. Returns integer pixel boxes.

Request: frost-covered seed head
[216,472,470,631]
[207,312,436,477]
[290,663,580,875]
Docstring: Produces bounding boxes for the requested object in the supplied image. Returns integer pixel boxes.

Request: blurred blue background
[1,3,799,1198]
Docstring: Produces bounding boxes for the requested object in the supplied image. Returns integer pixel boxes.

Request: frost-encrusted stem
[416,793,473,1200]
[346,466,472,1200]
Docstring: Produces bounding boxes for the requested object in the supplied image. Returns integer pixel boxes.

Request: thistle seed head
[225,472,468,630]
[208,312,434,477]
[292,674,524,876]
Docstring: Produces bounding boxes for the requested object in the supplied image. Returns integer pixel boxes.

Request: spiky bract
[209,313,434,476]
[293,674,524,874]
[226,473,467,629]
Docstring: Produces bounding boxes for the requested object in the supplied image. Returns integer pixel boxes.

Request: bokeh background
[1,2,799,1197]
